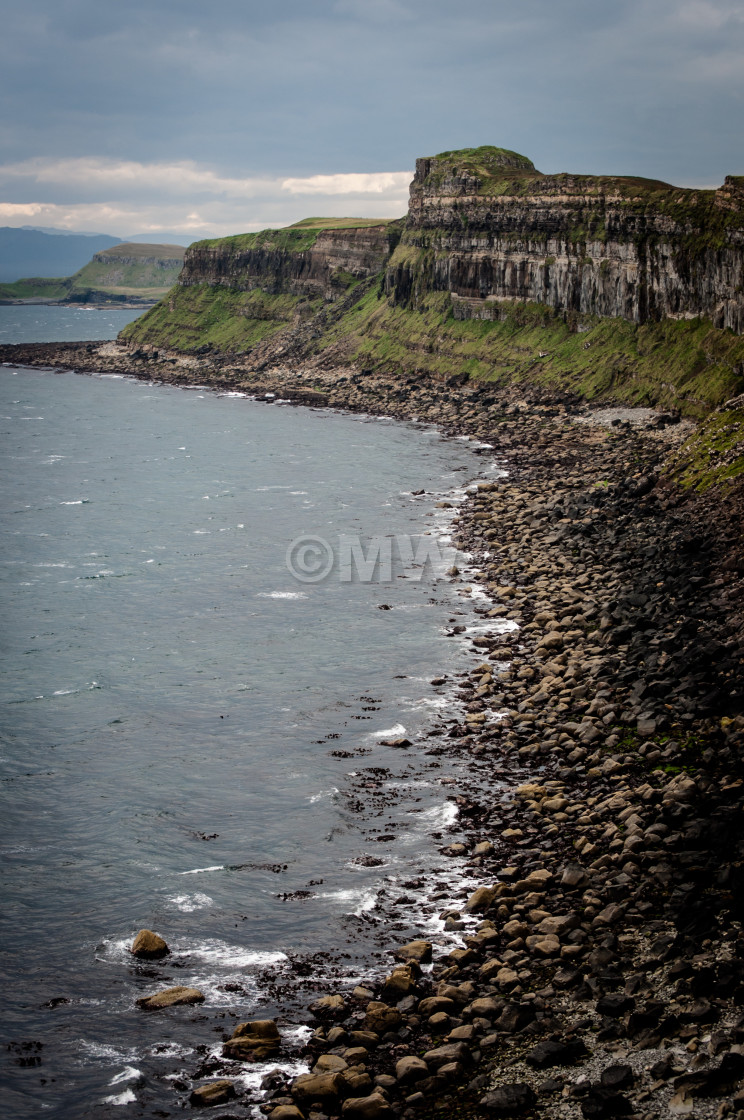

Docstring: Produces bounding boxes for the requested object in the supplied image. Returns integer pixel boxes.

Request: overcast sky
[1,0,742,240]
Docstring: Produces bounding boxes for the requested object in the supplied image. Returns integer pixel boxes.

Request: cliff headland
[0,241,186,306]
[116,145,744,418]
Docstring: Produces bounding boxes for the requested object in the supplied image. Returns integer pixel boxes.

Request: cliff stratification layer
[385,146,744,333]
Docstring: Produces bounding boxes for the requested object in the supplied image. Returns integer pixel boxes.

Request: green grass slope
[317,291,744,417]
[119,284,322,352]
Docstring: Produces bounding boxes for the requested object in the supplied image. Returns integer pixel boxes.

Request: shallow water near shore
[0,364,504,1116]
[0,303,145,344]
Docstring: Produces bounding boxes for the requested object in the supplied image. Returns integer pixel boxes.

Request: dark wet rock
[580,1088,632,1118]
[136,985,204,1010]
[595,994,633,1019]
[190,1080,236,1107]
[525,1038,588,1068]
[131,929,169,959]
[480,1083,537,1115]
[496,1004,535,1033]
[674,1051,744,1097]
[600,1064,634,1090]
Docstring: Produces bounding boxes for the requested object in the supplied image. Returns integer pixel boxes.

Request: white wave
[167,892,214,912]
[101,1088,137,1105]
[317,887,379,916]
[79,1040,140,1063]
[256,591,308,600]
[179,865,224,875]
[60,499,87,505]
[147,1041,194,1059]
[109,1067,143,1087]
[404,696,451,711]
[308,786,339,804]
[52,682,99,696]
[418,801,459,828]
[371,723,406,739]
[186,939,287,970]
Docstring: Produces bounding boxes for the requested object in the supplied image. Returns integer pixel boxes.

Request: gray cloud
[0,0,741,235]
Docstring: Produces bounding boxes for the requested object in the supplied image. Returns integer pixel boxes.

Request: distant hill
[0,227,123,282]
[0,243,186,304]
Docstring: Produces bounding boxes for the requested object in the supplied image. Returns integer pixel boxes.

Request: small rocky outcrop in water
[130,928,169,959]
[136,985,204,1010]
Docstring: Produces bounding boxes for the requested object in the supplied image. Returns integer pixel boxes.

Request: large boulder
[189,1080,235,1107]
[131,929,169,960]
[341,1093,394,1120]
[291,1071,346,1105]
[310,993,346,1016]
[393,940,432,963]
[223,1019,281,1061]
[136,986,204,1011]
[395,1056,429,1083]
[480,1084,537,1115]
[362,1002,402,1034]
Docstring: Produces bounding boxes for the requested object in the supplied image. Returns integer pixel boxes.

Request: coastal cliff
[122,148,744,414]
[387,147,744,332]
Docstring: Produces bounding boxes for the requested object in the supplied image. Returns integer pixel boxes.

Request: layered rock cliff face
[180,221,400,301]
[385,147,744,333]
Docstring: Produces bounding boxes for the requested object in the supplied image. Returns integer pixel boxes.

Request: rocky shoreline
[4,340,744,1119]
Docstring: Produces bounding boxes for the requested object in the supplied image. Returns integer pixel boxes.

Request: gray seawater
[0,357,503,1117]
[0,304,145,344]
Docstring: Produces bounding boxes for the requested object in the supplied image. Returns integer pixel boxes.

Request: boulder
[291,1071,346,1105]
[314,1054,348,1073]
[465,886,498,913]
[381,964,417,1000]
[422,1042,470,1069]
[480,1084,537,1115]
[363,1002,401,1034]
[393,939,432,963]
[395,1056,429,1083]
[136,986,204,1010]
[341,1093,394,1120]
[131,929,169,959]
[189,1080,236,1107]
[269,1108,305,1120]
[223,1019,281,1061]
[310,993,346,1016]
[525,1038,588,1068]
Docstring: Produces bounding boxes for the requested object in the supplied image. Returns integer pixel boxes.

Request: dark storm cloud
[1,0,742,234]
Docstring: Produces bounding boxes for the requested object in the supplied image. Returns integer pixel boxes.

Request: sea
[0,305,510,1117]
